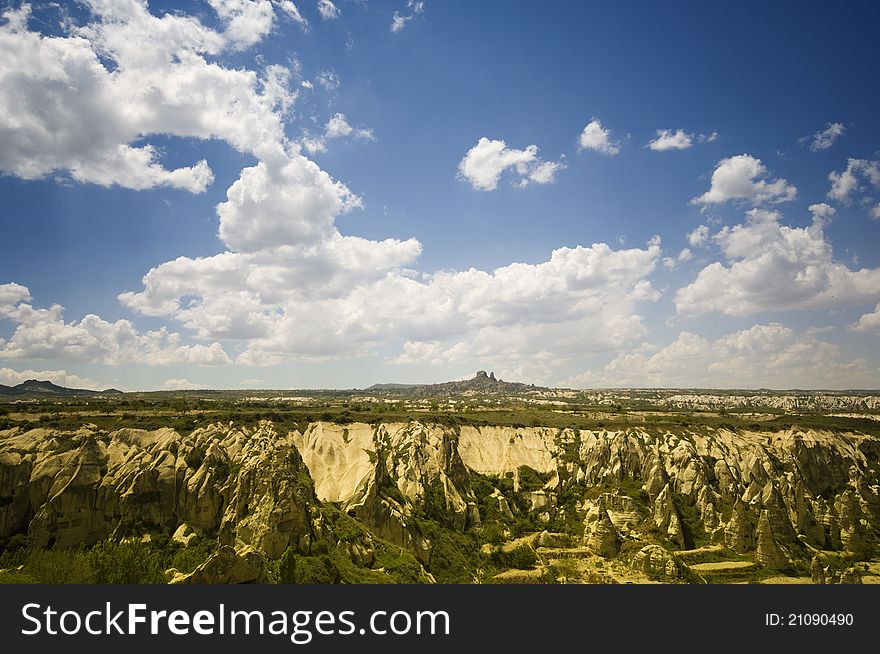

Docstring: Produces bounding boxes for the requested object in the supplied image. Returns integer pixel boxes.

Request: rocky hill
[1,419,878,584]
[0,380,121,398]
[366,370,542,397]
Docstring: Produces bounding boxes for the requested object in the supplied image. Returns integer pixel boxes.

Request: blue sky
[1,0,880,390]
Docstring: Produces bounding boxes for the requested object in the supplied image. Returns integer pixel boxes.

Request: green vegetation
[0,538,217,584]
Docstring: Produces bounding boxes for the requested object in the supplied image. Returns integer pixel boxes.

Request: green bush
[278,550,339,584]
[499,544,537,570]
[24,547,94,584]
[89,540,165,583]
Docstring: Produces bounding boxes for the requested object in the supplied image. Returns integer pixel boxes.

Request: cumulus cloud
[687,225,710,247]
[391,1,425,33]
[0,1,298,192]
[849,304,880,335]
[458,137,564,191]
[674,209,880,316]
[804,122,845,152]
[572,323,873,389]
[301,112,375,154]
[578,118,620,155]
[216,156,363,252]
[827,158,880,204]
[692,154,796,205]
[317,0,339,20]
[0,283,230,366]
[209,0,276,49]
[648,129,692,151]
[122,237,661,366]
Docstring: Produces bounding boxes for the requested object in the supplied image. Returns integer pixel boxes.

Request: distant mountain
[0,379,120,398]
[364,370,543,397]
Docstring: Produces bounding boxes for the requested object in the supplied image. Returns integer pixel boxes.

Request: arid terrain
[1,373,879,584]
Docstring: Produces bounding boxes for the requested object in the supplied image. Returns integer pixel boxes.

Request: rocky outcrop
[839,567,863,584]
[725,499,755,553]
[584,498,620,558]
[2,419,880,582]
[756,510,791,570]
[630,544,686,580]
[810,556,826,584]
[0,422,323,559]
[653,484,686,548]
[167,545,265,584]
[345,439,429,560]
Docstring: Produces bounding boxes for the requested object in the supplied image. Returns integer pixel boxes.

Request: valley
[1,373,879,585]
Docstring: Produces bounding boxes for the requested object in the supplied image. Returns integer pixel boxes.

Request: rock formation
[583,497,620,558]
[756,510,791,570]
[631,544,685,580]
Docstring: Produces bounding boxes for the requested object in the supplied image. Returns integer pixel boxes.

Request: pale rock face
[292,423,375,503]
[457,426,558,476]
[1,422,323,559]
[219,443,317,559]
[756,510,791,570]
[724,498,756,553]
[171,523,198,547]
[583,497,620,558]
[2,420,880,579]
[597,492,646,533]
[653,484,686,548]
[631,544,685,580]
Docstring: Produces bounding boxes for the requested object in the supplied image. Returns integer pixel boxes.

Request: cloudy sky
[1,0,879,391]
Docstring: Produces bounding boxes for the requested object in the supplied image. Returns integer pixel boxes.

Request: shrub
[502,544,537,570]
[89,540,165,584]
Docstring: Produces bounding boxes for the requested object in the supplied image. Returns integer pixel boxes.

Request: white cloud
[827,158,880,204]
[578,118,620,155]
[301,113,375,154]
[687,225,710,247]
[697,131,719,143]
[163,378,201,390]
[122,237,661,366]
[317,0,339,20]
[276,1,309,29]
[0,283,230,366]
[0,367,101,390]
[849,304,880,335]
[0,1,299,192]
[518,158,565,187]
[805,122,845,152]
[674,209,880,316]
[457,137,564,191]
[215,157,363,252]
[315,69,340,91]
[648,129,692,151]
[692,154,797,205]
[391,13,410,33]
[573,323,873,389]
[808,202,836,228]
[663,248,693,270]
[872,204,880,220]
[208,0,275,49]
[391,1,425,33]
